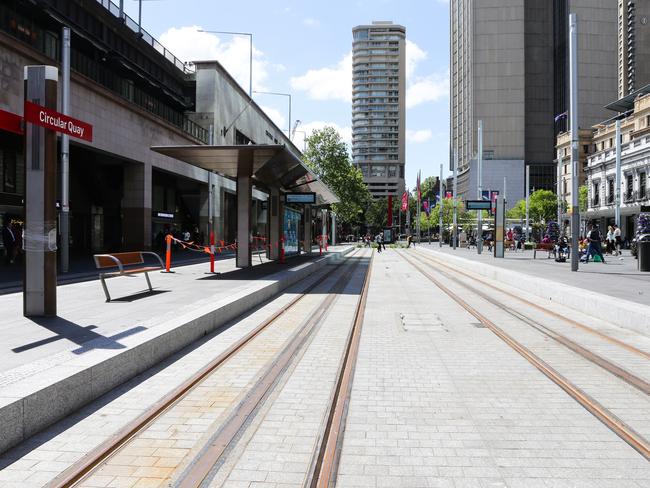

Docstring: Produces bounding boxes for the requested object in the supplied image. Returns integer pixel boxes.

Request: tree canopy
[303,127,370,225]
[506,189,558,223]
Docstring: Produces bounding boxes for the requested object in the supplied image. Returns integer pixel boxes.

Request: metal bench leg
[144,271,153,292]
[100,275,111,302]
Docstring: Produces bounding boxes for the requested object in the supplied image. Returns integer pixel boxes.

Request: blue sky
[122,0,450,189]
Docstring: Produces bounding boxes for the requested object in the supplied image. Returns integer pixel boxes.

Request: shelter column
[236,151,253,267]
[123,162,152,250]
[268,186,282,260]
[304,205,312,255]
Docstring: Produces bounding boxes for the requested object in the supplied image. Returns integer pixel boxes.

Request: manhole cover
[400,312,444,331]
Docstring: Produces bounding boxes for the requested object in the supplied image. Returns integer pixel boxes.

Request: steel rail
[413,249,650,361]
[412,251,650,395]
[308,250,374,488]
[47,249,361,488]
[398,250,650,461]
[176,252,370,488]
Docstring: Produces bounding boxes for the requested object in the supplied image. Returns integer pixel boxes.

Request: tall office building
[618,0,650,98]
[450,1,617,204]
[352,21,406,198]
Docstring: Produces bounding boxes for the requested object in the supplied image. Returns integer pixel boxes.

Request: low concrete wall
[421,248,650,337]
[0,248,354,454]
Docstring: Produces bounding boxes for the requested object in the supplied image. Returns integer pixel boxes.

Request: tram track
[47,248,372,488]
[397,249,650,461]
[411,250,650,395]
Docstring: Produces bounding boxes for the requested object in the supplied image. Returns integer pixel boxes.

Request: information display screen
[285,192,316,204]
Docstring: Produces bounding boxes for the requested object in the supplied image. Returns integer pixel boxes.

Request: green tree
[506,189,558,223]
[303,127,370,225]
[578,185,588,213]
[365,197,389,231]
[430,197,468,234]
[419,176,438,202]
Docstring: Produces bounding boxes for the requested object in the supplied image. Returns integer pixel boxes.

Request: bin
[639,240,650,272]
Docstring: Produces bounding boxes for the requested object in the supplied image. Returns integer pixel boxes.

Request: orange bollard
[164,234,172,272]
[209,231,215,273]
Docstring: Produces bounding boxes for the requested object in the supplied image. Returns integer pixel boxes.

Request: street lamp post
[198,29,253,97]
[569,13,580,272]
[253,91,291,138]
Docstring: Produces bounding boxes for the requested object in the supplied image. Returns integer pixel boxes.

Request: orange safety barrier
[164,234,172,272]
[209,231,215,273]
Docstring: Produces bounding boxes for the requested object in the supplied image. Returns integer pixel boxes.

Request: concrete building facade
[585,93,650,240]
[0,0,307,265]
[451,1,617,205]
[351,21,406,198]
[618,0,650,98]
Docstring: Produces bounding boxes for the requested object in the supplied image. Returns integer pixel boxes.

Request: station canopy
[151,144,338,206]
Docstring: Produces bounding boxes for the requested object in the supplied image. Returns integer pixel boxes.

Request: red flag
[401,192,408,211]
[445,191,453,199]
[416,171,421,201]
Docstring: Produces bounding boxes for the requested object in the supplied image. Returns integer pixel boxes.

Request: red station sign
[0,108,24,135]
[24,101,93,142]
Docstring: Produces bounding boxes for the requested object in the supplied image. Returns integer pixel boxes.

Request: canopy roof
[151,144,338,205]
[605,83,650,112]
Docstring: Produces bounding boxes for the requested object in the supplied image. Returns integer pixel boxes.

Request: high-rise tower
[618,0,650,98]
[352,21,406,198]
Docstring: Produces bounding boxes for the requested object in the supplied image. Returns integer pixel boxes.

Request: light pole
[198,29,253,97]
[253,91,291,138]
[569,13,580,272]
[452,148,458,249]
[477,119,483,254]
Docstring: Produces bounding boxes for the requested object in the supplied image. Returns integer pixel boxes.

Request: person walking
[585,224,606,263]
[406,234,412,248]
[606,225,616,255]
[613,224,622,256]
[2,216,17,265]
[375,232,383,253]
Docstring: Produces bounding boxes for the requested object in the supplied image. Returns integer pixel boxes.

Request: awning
[150,144,338,206]
[605,83,650,112]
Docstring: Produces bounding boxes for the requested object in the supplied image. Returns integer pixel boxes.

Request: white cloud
[159,25,270,91]
[293,121,352,150]
[290,53,352,102]
[303,17,320,27]
[406,71,449,108]
[406,129,433,143]
[259,105,287,131]
[406,40,427,78]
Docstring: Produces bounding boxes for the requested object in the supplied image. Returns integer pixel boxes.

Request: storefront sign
[154,211,174,219]
[466,200,492,210]
[24,101,93,142]
[0,108,24,135]
[285,192,316,204]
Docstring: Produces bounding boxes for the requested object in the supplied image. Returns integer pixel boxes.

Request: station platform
[418,243,650,336]
[0,245,353,453]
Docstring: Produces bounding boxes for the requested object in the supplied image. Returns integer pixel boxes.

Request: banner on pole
[401,191,408,211]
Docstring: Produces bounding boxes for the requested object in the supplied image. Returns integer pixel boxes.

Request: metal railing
[93,0,193,74]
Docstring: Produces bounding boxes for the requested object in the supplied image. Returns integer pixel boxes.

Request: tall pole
[569,13,580,272]
[615,119,622,228]
[477,120,483,254]
[439,164,444,247]
[249,34,253,97]
[138,0,142,34]
[557,157,562,227]
[453,148,458,249]
[525,165,530,242]
[119,0,124,19]
[60,27,71,273]
[416,176,421,243]
[253,91,291,137]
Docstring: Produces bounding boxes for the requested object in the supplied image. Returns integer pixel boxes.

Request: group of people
[363,232,388,252]
[578,223,621,263]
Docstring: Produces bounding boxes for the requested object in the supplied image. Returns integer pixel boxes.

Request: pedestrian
[406,234,412,248]
[2,215,17,265]
[411,234,416,247]
[585,224,606,263]
[375,232,383,253]
[606,225,616,255]
[613,224,622,255]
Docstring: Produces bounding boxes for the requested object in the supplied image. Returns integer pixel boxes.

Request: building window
[563,179,567,195]
[592,181,600,206]
[607,178,614,204]
[640,172,647,199]
[359,164,369,177]
[371,165,386,177]
[1,149,16,194]
[354,30,369,40]
[387,165,397,178]
[625,174,634,200]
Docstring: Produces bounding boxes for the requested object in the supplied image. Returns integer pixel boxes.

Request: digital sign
[285,192,316,204]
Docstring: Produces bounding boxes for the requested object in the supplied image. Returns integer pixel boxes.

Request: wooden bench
[93,251,165,302]
[533,242,556,259]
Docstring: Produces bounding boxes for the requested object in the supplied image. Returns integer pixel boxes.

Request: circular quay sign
[24,100,93,142]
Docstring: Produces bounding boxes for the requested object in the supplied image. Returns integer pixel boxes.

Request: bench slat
[95,252,144,269]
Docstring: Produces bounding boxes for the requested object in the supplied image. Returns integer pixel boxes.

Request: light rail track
[47,248,372,488]
[412,250,650,395]
[397,250,650,461]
